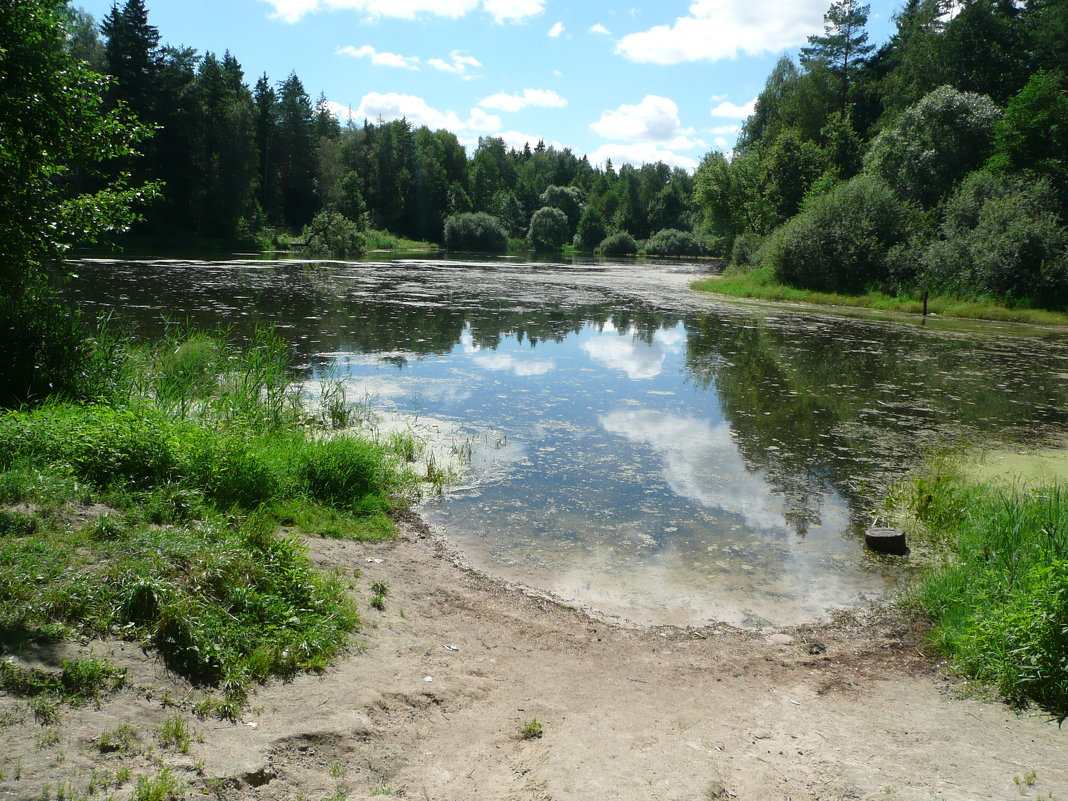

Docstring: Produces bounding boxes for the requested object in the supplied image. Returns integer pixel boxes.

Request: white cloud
[427,50,482,77]
[708,93,728,102]
[483,0,545,23]
[260,0,541,23]
[615,0,826,65]
[354,92,501,132]
[590,95,685,143]
[336,44,421,70]
[588,22,611,35]
[709,124,741,135]
[710,98,757,118]
[479,88,568,112]
[587,143,698,171]
[548,21,565,37]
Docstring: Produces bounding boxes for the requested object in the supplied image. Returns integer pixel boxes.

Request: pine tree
[100,0,160,120]
[800,0,875,110]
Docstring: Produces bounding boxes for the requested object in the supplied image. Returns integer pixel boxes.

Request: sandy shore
[1,514,1066,801]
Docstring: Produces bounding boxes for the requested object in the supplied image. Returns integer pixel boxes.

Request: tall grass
[0,326,416,713]
[904,462,1068,717]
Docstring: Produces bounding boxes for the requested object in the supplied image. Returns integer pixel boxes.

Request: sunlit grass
[693,270,1068,326]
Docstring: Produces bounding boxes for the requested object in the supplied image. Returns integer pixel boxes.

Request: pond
[64,256,1068,627]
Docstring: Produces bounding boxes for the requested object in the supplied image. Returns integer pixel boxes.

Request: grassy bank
[693,269,1068,326]
[892,456,1068,717]
[0,325,420,716]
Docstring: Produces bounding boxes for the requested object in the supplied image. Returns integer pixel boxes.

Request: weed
[0,508,37,537]
[0,655,125,706]
[329,759,344,778]
[370,580,389,597]
[29,696,60,725]
[1014,771,1038,787]
[158,714,193,753]
[370,594,386,612]
[98,723,139,754]
[36,727,61,747]
[369,787,394,797]
[132,768,183,801]
[520,719,543,739]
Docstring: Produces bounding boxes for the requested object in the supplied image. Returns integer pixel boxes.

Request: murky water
[64,257,1068,627]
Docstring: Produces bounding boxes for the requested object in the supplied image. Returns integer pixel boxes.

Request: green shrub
[596,231,638,256]
[643,229,704,257]
[767,175,911,293]
[572,206,607,251]
[526,206,570,251]
[921,172,1068,304]
[443,212,508,252]
[299,210,366,259]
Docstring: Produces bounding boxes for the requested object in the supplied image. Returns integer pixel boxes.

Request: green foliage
[760,128,827,221]
[766,175,912,292]
[297,436,392,512]
[526,206,570,251]
[921,172,1068,304]
[596,231,639,256]
[799,0,875,108]
[133,768,183,801]
[299,210,367,259]
[643,229,705,257]
[910,468,1068,717]
[520,718,543,739]
[538,185,585,234]
[443,212,508,252]
[0,656,125,705]
[0,0,160,297]
[863,85,1001,208]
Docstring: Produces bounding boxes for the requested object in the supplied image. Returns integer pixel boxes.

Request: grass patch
[0,327,418,713]
[899,458,1068,717]
[520,718,543,739]
[0,655,125,706]
[363,229,436,251]
[693,269,1068,326]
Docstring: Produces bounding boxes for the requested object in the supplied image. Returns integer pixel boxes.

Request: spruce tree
[800,0,875,110]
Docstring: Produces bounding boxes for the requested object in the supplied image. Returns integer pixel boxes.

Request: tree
[1,0,157,297]
[538,185,585,235]
[800,0,875,110]
[100,0,160,121]
[275,73,317,228]
[527,207,569,251]
[863,85,1001,207]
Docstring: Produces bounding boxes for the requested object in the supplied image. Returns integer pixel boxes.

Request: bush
[643,229,705,257]
[596,231,638,256]
[864,85,1001,208]
[299,210,366,259]
[922,172,1068,303]
[443,212,508,252]
[766,175,912,293]
[526,206,570,251]
[297,435,392,512]
[573,206,608,251]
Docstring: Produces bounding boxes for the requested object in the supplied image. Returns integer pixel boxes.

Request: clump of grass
[903,461,1068,717]
[98,723,139,754]
[520,718,543,739]
[0,655,125,706]
[133,768,183,801]
[158,714,194,753]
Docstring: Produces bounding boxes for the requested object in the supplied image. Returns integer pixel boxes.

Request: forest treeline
[66,0,698,255]
[62,0,1068,305]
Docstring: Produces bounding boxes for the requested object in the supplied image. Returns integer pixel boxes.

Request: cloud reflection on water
[581,327,684,380]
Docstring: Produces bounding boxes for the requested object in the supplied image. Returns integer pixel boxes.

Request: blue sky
[78,0,900,169]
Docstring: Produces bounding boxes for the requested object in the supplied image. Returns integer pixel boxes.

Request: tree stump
[865,527,908,555]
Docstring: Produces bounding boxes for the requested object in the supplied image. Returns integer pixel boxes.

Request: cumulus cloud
[615,0,826,65]
[548,21,565,37]
[588,143,698,171]
[473,352,555,376]
[427,50,482,77]
[483,0,545,23]
[710,98,757,118]
[260,0,541,23]
[354,92,500,132]
[590,95,694,144]
[588,22,611,35]
[336,44,421,70]
[479,89,567,113]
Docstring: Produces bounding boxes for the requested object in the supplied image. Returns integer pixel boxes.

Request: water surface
[65,257,1068,627]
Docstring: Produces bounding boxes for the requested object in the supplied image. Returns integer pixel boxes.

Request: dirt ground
[1,513,1065,801]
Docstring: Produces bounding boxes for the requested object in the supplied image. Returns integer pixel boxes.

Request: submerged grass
[897,456,1068,717]
[0,325,419,713]
[693,269,1068,326]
